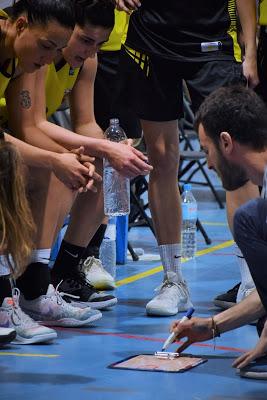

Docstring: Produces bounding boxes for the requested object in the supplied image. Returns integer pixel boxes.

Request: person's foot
[52,271,117,310]
[239,356,267,380]
[20,284,102,327]
[213,283,240,309]
[214,283,255,310]
[146,279,193,316]
[0,290,57,344]
[0,327,16,346]
[81,256,116,290]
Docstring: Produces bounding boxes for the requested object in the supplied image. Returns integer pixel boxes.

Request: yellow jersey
[0,9,18,124]
[45,61,80,118]
[259,0,267,26]
[100,10,129,51]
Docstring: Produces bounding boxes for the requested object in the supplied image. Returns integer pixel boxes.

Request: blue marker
[161,307,195,352]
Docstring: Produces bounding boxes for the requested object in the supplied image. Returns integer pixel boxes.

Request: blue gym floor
[1,201,267,400]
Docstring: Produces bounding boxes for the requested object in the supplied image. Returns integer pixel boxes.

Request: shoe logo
[65,250,79,258]
[174,255,180,259]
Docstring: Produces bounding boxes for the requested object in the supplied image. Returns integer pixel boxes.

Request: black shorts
[94,50,142,138]
[115,45,246,122]
[256,27,267,104]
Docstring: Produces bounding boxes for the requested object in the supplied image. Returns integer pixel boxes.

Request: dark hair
[195,86,267,151]
[10,0,75,29]
[75,0,115,29]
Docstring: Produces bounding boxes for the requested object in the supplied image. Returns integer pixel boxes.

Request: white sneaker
[82,257,116,290]
[146,279,193,316]
[237,285,255,303]
[0,289,57,344]
[20,284,102,327]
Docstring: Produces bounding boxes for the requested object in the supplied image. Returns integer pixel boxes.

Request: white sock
[0,255,11,276]
[235,246,255,301]
[31,249,51,265]
[159,243,183,282]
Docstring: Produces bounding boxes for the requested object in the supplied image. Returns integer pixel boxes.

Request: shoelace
[57,280,81,301]
[83,256,104,272]
[10,288,36,328]
[66,271,96,291]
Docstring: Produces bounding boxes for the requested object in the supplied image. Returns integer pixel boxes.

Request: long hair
[0,137,35,278]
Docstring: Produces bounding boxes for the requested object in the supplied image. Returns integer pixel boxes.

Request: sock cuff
[31,249,51,265]
[159,243,181,260]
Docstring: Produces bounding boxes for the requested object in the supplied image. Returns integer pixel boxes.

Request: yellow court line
[0,352,59,358]
[116,239,234,287]
[202,222,228,226]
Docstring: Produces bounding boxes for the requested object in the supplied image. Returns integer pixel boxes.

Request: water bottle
[99,217,117,278]
[103,118,130,216]
[181,184,197,259]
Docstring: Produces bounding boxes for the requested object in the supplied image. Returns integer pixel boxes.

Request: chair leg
[196,219,212,245]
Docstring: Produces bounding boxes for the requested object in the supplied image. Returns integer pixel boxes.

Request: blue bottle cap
[183,183,192,191]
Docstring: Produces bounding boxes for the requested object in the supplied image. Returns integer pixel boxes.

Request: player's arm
[236,0,259,88]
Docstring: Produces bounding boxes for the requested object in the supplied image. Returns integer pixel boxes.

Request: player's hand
[70,146,95,164]
[242,58,259,89]
[170,317,213,353]
[81,161,102,193]
[105,140,153,178]
[116,0,141,13]
[52,147,92,191]
[232,318,267,369]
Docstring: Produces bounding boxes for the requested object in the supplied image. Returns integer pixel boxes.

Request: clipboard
[108,354,207,373]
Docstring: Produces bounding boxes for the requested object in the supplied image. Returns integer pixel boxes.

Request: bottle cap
[183,183,192,191]
[110,118,120,125]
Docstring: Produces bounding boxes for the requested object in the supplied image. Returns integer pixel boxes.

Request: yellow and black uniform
[94,10,141,137]
[126,0,241,62]
[257,0,267,103]
[45,60,80,118]
[116,0,245,122]
[0,9,18,125]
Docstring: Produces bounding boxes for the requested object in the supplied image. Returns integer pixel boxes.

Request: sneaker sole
[85,298,118,310]
[36,312,103,327]
[213,299,236,309]
[239,370,267,380]
[146,300,193,316]
[12,331,57,345]
[90,280,116,291]
[0,330,16,346]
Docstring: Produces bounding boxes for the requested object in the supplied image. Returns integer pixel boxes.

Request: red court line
[56,327,248,354]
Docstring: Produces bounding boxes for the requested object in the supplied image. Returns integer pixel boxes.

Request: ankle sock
[16,262,51,300]
[52,240,85,278]
[159,243,183,282]
[0,275,12,305]
[82,224,107,260]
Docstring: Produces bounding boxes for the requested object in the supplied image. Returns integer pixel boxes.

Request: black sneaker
[52,271,117,310]
[239,356,267,380]
[0,327,16,346]
[213,283,240,309]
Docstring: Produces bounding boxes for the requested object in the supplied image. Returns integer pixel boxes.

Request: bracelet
[211,316,220,350]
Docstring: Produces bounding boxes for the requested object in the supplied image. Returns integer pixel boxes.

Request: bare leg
[141,120,181,244]
[141,119,192,316]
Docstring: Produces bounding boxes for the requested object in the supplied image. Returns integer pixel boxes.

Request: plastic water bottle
[103,118,130,216]
[99,217,117,278]
[181,184,197,259]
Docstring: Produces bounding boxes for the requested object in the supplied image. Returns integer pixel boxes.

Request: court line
[116,240,234,287]
[0,352,59,358]
[56,327,247,354]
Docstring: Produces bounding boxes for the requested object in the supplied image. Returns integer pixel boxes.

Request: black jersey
[125,0,241,62]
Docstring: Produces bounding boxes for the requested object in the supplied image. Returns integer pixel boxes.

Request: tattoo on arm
[19,90,31,109]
